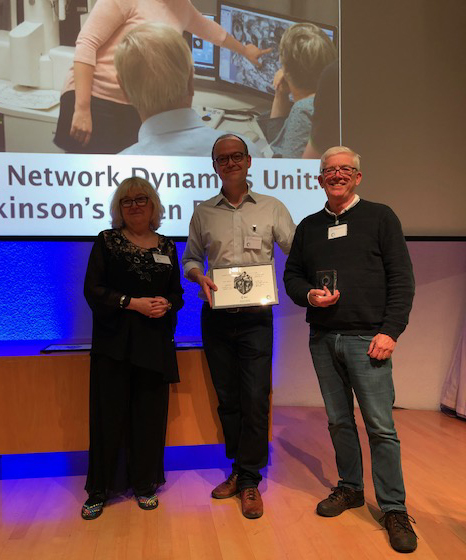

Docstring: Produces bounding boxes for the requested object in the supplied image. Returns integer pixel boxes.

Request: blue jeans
[309,330,406,512]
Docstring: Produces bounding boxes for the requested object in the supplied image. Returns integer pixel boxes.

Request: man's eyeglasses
[321,166,359,177]
[120,196,149,208]
[214,152,247,166]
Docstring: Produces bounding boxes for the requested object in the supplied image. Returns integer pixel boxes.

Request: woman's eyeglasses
[120,196,149,208]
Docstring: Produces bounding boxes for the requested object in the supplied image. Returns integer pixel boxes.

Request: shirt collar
[325,194,360,217]
[139,108,204,137]
[209,186,257,208]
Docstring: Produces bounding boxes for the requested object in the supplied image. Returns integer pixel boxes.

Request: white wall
[272,241,466,410]
[267,0,466,409]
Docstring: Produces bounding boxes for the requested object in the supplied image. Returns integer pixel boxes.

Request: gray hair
[115,23,192,118]
[110,176,163,230]
[320,146,361,172]
[279,23,337,92]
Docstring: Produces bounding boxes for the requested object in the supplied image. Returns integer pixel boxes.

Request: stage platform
[0,345,223,455]
[0,343,272,478]
[0,407,464,559]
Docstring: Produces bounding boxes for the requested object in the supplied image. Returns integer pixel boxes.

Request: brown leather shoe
[240,487,263,519]
[211,473,239,499]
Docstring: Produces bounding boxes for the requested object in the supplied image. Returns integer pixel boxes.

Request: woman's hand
[149,297,171,319]
[127,297,171,318]
[70,107,93,147]
[221,35,271,68]
[243,44,272,67]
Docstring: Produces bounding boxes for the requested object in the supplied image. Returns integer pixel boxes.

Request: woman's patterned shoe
[81,500,104,520]
[136,493,159,510]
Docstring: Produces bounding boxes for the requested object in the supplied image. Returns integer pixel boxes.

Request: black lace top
[84,229,184,381]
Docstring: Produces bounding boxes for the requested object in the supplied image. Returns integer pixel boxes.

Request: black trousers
[85,354,169,499]
[201,304,273,489]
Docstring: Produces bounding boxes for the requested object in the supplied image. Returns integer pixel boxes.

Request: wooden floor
[0,408,465,559]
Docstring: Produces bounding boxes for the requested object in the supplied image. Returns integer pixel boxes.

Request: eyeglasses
[214,152,247,166]
[120,196,149,208]
[321,166,359,177]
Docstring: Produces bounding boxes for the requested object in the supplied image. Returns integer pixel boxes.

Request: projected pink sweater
[62,0,226,104]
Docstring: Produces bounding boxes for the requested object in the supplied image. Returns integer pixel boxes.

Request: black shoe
[316,486,365,517]
[381,511,417,553]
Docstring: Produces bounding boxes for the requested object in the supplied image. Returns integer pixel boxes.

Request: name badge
[328,224,348,240]
[152,253,172,265]
[244,236,262,250]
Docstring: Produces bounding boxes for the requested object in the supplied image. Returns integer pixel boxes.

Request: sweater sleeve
[283,221,313,307]
[184,1,227,46]
[74,0,130,66]
[378,208,415,340]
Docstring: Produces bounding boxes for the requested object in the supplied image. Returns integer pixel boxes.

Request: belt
[225,306,270,314]
[203,302,271,314]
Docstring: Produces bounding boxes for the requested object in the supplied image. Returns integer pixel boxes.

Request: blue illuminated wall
[0,240,202,343]
[0,239,289,478]
[0,446,235,480]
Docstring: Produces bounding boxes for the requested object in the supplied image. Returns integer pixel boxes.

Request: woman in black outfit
[82,176,183,519]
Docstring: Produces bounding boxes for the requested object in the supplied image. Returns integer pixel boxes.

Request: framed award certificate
[211,262,278,309]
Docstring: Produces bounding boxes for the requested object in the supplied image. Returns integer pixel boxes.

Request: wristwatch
[167,302,173,310]
[119,295,130,308]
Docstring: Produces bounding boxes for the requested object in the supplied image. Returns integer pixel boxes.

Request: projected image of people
[257,23,337,158]
[302,60,340,158]
[0,0,340,160]
[228,12,289,95]
[53,0,270,154]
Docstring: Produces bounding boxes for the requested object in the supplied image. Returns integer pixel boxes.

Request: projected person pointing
[54,0,271,154]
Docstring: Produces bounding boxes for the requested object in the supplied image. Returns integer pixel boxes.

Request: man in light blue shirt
[115,23,260,157]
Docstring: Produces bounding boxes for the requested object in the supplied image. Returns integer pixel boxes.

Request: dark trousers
[201,304,273,490]
[85,354,169,499]
[54,90,141,154]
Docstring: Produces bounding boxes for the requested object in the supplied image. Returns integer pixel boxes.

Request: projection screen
[0,0,340,238]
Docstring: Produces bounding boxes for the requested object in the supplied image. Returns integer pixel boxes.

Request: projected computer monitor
[218,2,337,98]
[186,14,217,77]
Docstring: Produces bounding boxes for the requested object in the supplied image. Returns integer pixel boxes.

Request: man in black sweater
[284,146,417,554]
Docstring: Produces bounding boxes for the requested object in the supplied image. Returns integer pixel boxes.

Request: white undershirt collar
[325,194,360,217]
